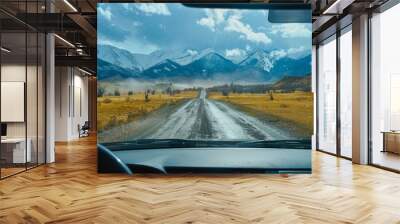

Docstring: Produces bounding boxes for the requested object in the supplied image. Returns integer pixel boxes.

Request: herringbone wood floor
[1,136,400,224]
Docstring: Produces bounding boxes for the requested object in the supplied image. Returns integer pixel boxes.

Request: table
[382,131,400,154]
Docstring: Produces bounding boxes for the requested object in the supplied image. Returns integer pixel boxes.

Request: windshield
[97,4,312,148]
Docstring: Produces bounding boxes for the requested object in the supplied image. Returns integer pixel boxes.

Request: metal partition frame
[0,1,47,180]
[367,0,400,173]
[315,23,353,160]
[316,0,400,172]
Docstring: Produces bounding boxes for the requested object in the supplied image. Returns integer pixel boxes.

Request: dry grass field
[208,91,314,135]
[98,91,198,131]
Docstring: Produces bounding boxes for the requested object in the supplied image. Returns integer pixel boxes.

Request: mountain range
[98,45,311,83]
[207,75,311,93]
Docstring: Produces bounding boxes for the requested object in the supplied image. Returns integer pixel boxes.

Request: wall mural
[97,3,313,174]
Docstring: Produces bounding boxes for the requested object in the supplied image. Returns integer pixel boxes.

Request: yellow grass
[208,91,313,134]
[98,91,198,131]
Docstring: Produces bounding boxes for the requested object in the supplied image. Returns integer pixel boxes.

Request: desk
[382,131,400,154]
[1,138,31,163]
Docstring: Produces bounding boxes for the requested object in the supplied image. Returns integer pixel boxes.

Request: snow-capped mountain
[141,59,183,79]
[269,54,312,77]
[239,50,274,72]
[98,45,216,70]
[147,50,187,66]
[98,59,139,80]
[98,45,311,82]
[141,52,238,81]
[187,52,237,75]
[98,45,144,71]
[225,54,248,64]
[172,48,214,65]
[98,45,176,71]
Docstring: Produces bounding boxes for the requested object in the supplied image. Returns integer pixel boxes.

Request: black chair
[79,121,90,138]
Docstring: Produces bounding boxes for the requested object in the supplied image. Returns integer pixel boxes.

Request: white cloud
[271,24,311,38]
[122,3,130,10]
[225,48,246,58]
[269,46,309,60]
[245,45,251,51]
[135,3,171,16]
[287,46,309,58]
[197,17,216,31]
[269,49,287,60]
[187,49,198,56]
[196,9,228,32]
[208,9,227,24]
[196,9,270,44]
[98,7,112,20]
[287,46,306,55]
[132,21,141,27]
[224,14,271,45]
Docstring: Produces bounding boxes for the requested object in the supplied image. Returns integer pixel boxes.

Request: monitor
[1,123,7,137]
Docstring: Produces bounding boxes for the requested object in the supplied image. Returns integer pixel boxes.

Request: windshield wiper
[102,139,238,151]
[101,139,311,151]
[235,139,311,149]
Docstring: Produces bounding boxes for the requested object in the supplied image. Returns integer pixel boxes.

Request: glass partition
[27,31,38,169]
[37,32,45,165]
[370,4,400,171]
[339,27,352,158]
[0,1,46,179]
[317,36,337,154]
[1,31,28,177]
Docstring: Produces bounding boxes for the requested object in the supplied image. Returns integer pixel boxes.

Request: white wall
[1,65,41,139]
[1,65,26,138]
[1,63,46,164]
[55,67,69,141]
[55,67,89,141]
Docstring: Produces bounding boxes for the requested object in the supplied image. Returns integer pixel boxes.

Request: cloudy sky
[98,3,311,59]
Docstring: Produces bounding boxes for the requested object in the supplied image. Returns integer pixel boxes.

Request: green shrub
[97,87,105,97]
[127,112,135,122]
[105,116,117,129]
[280,104,288,108]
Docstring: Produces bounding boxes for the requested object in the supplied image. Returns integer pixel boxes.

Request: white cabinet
[1,138,31,163]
